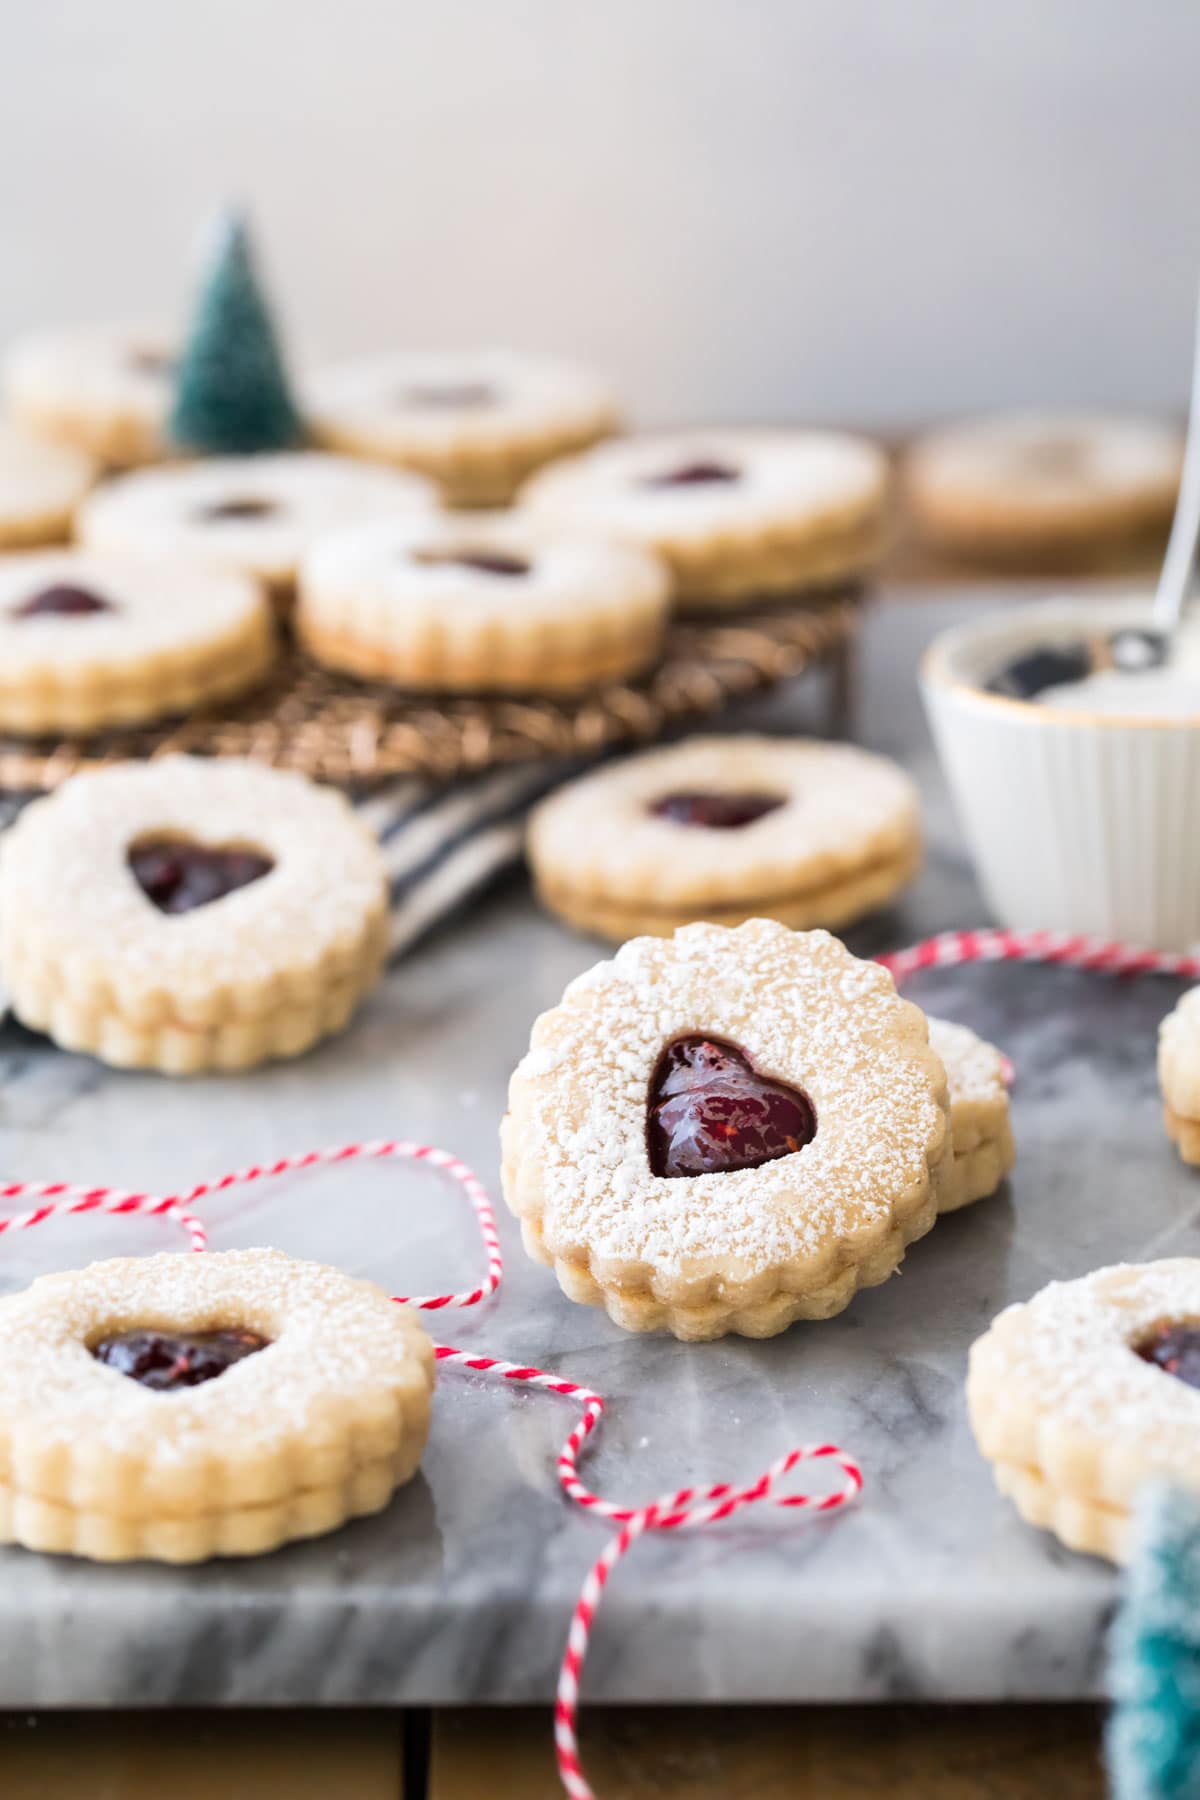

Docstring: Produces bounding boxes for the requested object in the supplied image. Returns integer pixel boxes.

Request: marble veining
[0,592,1178,1706]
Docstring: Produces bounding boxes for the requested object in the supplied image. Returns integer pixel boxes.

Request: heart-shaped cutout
[650,791,783,830]
[93,1327,270,1391]
[647,1035,816,1179]
[129,838,274,915]
[642,459,741,488]
[15,583,115,619]
[411,547,530,578]
[1136,1323,1200,1390]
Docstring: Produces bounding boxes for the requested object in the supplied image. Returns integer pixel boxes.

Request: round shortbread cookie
[0,1248,434,1562]
[305,348,620,507]
[926,1016,1014,1211]
[967,1259,1200,1563]
[3,324,176,467]
[0,756,389,1074]
[0,423,98,548]
[502,919,952,1340]
[297,511,670,694]
[904,412,1183,563]
[0,550,276,733]
[528,735,921,940]
[520,429,890,608]
[77,452,438,609]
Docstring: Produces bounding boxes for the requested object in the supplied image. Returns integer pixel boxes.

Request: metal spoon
[1113,283,1200,670]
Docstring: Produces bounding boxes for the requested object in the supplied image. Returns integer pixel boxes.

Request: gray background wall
[1,0,1193,428]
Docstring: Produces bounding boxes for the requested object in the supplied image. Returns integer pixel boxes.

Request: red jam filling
[404,382,497,409]
[93,1328,269,1391]
[129,840,274,915]
[647,1036,816,1179]
[643,459,741,488]
[14,584,114,618]
[1136,1323,1200,1390]
[650,791,783,830]
[411,548,530,578]
[198,497,278,522]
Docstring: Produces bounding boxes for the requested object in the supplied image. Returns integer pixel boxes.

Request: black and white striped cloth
[0,760,571,978]
[356,760,574,960]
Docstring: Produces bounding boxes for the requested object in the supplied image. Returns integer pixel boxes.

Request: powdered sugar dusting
[0,756,387,1009]
[927,1016,1006,1107]
[529,735,919,909]
[981,1260,1200,1446]
[0,1247,432,1468]
[523,429,888,547]
[508,920,948,1279]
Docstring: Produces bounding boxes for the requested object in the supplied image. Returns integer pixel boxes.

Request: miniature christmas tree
[1108,1485,1200,1799]
[169,209,302,454]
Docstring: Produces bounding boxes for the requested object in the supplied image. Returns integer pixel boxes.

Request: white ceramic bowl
[922,596,1200,949]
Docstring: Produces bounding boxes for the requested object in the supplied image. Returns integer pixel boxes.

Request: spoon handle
[1154,284,1200,633]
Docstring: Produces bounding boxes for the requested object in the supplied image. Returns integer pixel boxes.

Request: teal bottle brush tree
[169,209,302,455]
[1109,1484,1200,1799]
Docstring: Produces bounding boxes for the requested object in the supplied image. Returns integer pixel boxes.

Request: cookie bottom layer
[0,616,277,735]
[0,1442,425,1563]
[990,1456,1129,1564]
[8,944,385,1075]
[516,1199,939,1342]
[0,504,75,552]
[311,421,614,511]
[1164,1104,1200,1165]
[671,530,879,609]
[297,612,665,696]
[940,1118,1015,1213]
[535,842,921,945]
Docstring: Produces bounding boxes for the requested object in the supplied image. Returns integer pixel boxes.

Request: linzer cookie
[527,735,921,941]
[3,324,176,467]
[305,349,620,507]
[927,1016,1014,1211]
[968,1260,1200,1563]
[297,512,670,694]
[0,756,389,1073]
[0,423,97,549]
[0,550,275,733]
[904,412,1182,565]
[521,429,889,609]
[0,1248,434,1562]
[502,920,952,1340]
[77,452,438,611]
[1159,989,1200,1164]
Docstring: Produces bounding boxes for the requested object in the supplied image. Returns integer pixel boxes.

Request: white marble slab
[0,595,1177,1706]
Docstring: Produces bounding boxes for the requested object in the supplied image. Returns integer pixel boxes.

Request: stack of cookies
[0,193,893,709]
[2,336,892,704]
[0,215,899,1082]
[502,918,1014,1340]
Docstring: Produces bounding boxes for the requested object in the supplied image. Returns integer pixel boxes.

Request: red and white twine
[876,925,1200,985]
[429,1344,862,1798]
[1,927,1191,1796]
[0,1132,859,1800]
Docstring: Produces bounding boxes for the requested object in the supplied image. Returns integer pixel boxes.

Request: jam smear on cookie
[650,791,783,830]
[198,497,278,522]
[647,1035,816,1178]
[412,548,530,578]
[1135,1322,1200,1390]
[643,459,741,488]
[129,839,274,915]
[404,382,497,410]
[93,1327,269,1391]
[15,584,114,618]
